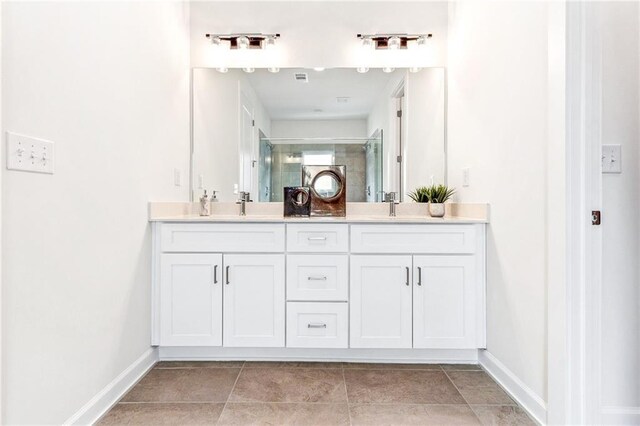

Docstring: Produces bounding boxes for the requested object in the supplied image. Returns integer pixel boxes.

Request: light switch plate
[602,144,622,173]
[6,132,55,174]
[462,168,470,187]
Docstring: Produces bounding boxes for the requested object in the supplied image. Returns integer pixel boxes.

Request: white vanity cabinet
[223,254,285,347]
[152,220,486,359]
[350,255,413,348]
[160,253,223,346]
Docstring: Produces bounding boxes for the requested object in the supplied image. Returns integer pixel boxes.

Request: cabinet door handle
[417,267,422,286]
[405,266,410,286]
[214,265,218,284]
[307,276,327,281]
[225,266,230,285]
[308,236,327,241]
[308,323,327,329]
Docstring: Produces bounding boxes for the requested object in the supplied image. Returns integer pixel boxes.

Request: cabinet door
[413,255,477,348]
[223,254,285,347]
[160,254,222,346]
[350,255,413,348]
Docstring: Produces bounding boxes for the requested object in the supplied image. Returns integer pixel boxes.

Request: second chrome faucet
[236,191,252,216]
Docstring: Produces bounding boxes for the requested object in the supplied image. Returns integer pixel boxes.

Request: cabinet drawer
[286,224,349,253]
[161,224,285,253]
[286,302,348,348]
[351,224,477,254]
[286,254,348,301]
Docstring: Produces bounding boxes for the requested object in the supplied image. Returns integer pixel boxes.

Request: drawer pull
[308,236,327,241]
[225,266,230,285]
[307,323,327,329]
[405,266,410,286]
[417,267,422,286]
[214,265,218,284]
[307,276,327,281]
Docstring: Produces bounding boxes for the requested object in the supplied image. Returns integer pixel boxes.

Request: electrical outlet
[462,168,470,187]
[6,132,55,174]
[174,168,181,186]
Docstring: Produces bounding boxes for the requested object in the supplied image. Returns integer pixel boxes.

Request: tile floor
[98,362,535,425]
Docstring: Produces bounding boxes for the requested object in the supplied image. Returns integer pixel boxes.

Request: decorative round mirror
[311,170,344,201]
[291,188,309,206]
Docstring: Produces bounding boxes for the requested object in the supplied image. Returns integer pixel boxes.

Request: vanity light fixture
[268,67,280,73]
[313,67,326,72]
[205,33,281,50]
[216,67,229,73]
[357,33,432,50]
[382,67,395,73]
[409,67,422,73]
[242,67,256,73]
[356,67,370,73]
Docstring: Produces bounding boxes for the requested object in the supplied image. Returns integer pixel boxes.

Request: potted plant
[408,184,456,217]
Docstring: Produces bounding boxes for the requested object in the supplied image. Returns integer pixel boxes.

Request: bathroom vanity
[150,203,488,363]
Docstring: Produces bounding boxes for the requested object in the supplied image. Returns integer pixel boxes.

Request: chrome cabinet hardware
[307,276,327,281]
[308,236,327,241]
[417,267,422,286]
[307,323,327,329]
[405,266,410,286]
[226,265,230,285]
[214,265,218,284]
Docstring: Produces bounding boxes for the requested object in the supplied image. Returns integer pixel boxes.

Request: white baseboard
[63,348,158,426]
[158,346,480,364]
[478,350,547,426]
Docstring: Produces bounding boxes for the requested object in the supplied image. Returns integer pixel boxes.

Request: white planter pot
[428,203,445,217]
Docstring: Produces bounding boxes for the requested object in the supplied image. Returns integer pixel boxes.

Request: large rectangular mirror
[192,67,445,202]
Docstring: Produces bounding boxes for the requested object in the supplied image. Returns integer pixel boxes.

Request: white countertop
[148,202,490,224]
[149,214,487,224]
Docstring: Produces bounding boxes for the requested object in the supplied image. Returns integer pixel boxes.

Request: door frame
[550,2,599,424]
[553,2,640,425]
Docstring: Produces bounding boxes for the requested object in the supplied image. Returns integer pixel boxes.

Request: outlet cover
[6,132,55,174]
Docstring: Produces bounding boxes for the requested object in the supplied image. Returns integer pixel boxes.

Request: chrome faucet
[384,191,398,217]
[236,191,252,216]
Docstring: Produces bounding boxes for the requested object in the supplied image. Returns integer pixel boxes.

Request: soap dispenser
[199,190,211,216]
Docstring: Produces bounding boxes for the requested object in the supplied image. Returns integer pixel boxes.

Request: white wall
[367,68,446,199]
[190,1,448,69]
[270,119,367,140]
[1,2,190,424]
[599,1,640,408]
[447,0,549,405]
[405,68,446,191]
[367,70,406,195]
[192,68,270,202]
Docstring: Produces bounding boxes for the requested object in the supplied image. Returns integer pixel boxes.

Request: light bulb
[210,36,222,46]
[242,67,255,73]
[313,67,325,72]
[268,67,280,73]
[264,36,276,49]
[356,67,369,73]
[417,35,429,46]
[362,37,374,49]
[216,67,229,73]
[409,67,422,73]
[387,36,401,50]
[237,36,250,50]
[382,67,395,73]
